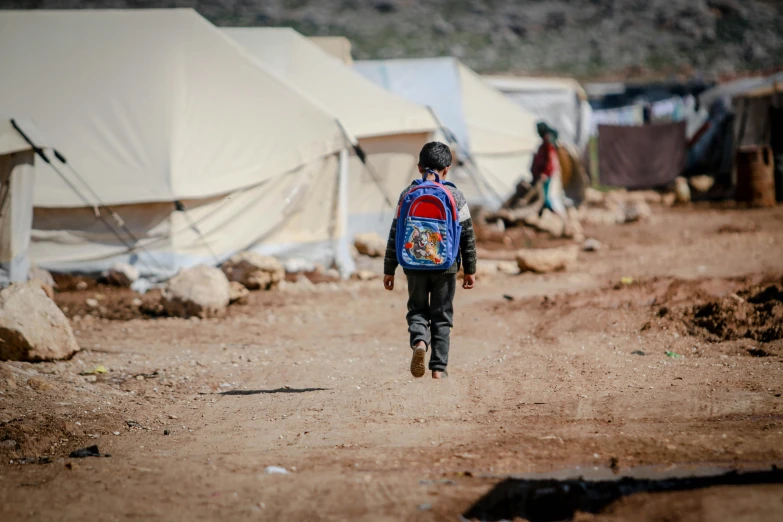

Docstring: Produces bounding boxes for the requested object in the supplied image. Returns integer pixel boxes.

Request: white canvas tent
[223,27,437,238]
[354,58,538,208]
[482,76,592,152]
[0,119,45,285]
[0,9,354,277]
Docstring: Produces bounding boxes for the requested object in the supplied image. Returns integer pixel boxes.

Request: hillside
[1,0,782,78]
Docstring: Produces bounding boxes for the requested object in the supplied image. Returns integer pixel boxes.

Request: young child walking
[382,142,477,379]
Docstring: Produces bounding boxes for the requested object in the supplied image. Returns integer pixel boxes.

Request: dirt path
[1,206,783,521]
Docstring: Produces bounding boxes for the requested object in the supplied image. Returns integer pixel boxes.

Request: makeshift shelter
[698,72,783,195]
[354,58,539,208]
[309,36,353,64]
[223,27,437,238]
[0,9,354,278]
[482,76,592,152]
[0,119,46,285]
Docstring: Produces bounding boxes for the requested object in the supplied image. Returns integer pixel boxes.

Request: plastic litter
[264,466,289,475]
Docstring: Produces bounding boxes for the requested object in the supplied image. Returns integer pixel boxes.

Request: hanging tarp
[598,122,686,189]
[591,105,644,136]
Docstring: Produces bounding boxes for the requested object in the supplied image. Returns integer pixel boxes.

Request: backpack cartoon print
[404,226,443,264]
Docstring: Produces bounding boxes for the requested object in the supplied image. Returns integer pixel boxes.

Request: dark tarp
[598,121,686,188]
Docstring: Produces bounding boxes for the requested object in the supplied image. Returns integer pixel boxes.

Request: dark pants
[406,272,457,372]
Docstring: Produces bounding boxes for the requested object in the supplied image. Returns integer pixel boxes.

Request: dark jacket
[383,180,477,276]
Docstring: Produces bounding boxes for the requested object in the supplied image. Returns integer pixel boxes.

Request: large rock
[516,246,579,274]
[102,262,140,287]
[354,233,386,258]
[161,265,230,318]
[0,282,80,362]
[221,252,284,290]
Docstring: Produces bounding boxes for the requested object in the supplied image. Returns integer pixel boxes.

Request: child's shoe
[410,345,426,378]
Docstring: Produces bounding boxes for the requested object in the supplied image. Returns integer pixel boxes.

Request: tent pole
[333,148,355,278]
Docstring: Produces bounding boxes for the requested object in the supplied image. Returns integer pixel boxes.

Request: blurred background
[2,0,781,79]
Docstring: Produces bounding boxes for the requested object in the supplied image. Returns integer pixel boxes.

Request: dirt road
[1,205,782,521]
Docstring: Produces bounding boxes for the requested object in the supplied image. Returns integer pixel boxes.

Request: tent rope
[10,119,162,275]
[424,106,504,207]
[49,149,169,272]
[173,200,220,265]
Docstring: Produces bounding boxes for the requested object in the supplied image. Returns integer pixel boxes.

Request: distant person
[530,122,568,221]
[382,142,477,380]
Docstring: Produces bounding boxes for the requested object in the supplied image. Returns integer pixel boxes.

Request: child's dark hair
[418,142,452,171]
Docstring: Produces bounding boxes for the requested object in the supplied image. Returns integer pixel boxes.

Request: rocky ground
[1,203,783,521]
[2,0,781,78]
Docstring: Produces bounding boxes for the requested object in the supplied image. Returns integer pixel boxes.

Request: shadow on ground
[220,387,328,396]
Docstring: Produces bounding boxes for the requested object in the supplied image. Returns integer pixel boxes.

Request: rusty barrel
[735,145,776,207]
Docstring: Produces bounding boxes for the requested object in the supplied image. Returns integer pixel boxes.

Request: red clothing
[531,142,559,182]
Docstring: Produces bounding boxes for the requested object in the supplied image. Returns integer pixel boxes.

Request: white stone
[516,246,579,273]
[689,175,714,193]
[496,261,520,275]
[222,252,284,290]
[283,258,316,274]
[583,238,603,252]
[0,282,80,361]
[161,265,230,318]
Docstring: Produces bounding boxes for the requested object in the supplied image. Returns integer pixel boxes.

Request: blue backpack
[395,173,462,271]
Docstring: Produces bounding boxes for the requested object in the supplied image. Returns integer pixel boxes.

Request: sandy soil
[1,204,783,521]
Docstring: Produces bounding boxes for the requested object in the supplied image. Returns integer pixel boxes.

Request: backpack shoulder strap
[434,182,459,221]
